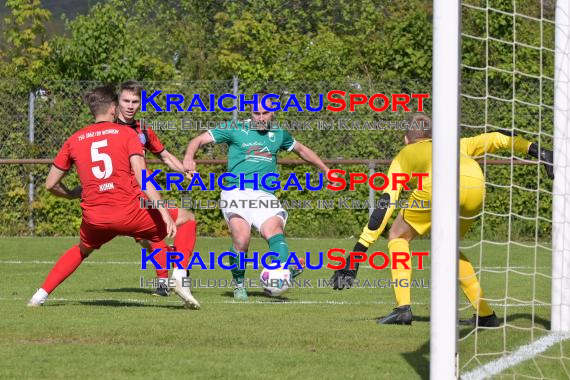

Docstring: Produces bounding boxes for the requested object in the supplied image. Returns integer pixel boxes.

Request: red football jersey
[117,119,165,193]
[117,119,165,154]
[53,121,145,224]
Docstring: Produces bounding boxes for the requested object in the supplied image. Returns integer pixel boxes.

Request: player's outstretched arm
[460,132,554,179]
[183,132,214,177]
[291,142,330,173]
[460,132,531,157]
[159,149,185,173]
[45,166,82,199]
[130,154,176,239]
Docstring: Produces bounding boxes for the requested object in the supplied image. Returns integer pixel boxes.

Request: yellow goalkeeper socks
[388,238,412,307]
[459,252,494,317]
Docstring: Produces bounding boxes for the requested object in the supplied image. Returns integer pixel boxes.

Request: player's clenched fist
[183,157,197,179]
[528,143,554,180]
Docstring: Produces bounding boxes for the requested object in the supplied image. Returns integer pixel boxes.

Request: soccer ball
[260,266,291,297]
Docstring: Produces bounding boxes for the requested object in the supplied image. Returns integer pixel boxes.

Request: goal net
[450,0,570,378]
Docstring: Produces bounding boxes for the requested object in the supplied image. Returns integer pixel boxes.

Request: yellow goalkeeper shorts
[401,190,432,235]
[402,175,484,238]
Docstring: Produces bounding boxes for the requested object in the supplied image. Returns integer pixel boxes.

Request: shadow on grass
[402,339,430,380]
[89,287,201,297]
[457,312,550,339]
[45,299,182,309]
[506,313,550,330]
[458,324,499,340]
[77,299,181,309]
[87,287,153,295]
[394,313,549,379]
[371,313,431,323]
[404,321,500,379]
[221,290,291,301]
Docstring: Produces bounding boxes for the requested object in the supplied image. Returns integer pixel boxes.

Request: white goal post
[432,0,570,378]
[431,0,461,379]
[552,0,570,333]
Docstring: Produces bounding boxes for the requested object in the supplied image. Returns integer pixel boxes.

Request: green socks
[229,246,246,286]
[228,234,289,285]
[267,233,290,264]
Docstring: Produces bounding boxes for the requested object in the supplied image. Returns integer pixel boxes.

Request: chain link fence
[3,78,546,239]
[0,79,431,236]
[9,79,431,159]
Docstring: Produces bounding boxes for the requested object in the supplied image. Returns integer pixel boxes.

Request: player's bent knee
[231,231,251,252]
[176,208,195,225]
[388,228,414,242]
[260,217,284,238]
[388,226,403,241]
[78,243,94,257]
[388,217,416,242]
[138,239,151,249]
[184,209,196,221]
[233,239,250,252]
[262,225,283,239]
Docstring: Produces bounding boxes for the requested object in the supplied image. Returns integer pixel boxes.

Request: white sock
[172,269,187,281]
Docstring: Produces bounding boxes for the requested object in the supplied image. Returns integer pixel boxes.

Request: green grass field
[0,237,568,379]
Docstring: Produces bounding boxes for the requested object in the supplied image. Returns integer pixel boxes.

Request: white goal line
[461,333,570,380]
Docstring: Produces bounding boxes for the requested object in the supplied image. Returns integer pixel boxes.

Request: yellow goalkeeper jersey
[371,132,532,237]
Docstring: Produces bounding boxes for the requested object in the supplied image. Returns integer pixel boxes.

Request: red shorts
[80,208,179,249]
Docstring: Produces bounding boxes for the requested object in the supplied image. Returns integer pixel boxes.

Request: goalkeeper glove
[528,143,554,179]
[331,242,368,290]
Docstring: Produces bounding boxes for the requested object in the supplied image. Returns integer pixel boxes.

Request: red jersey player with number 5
[116,80,196,297]
[28,86,200,310]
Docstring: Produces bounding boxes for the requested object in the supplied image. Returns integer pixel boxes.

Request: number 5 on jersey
[91,140,113,179]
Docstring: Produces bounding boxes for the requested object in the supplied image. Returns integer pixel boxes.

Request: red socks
[175,220,196,269]
[41,245,87,294]
[39,220,197,294]
[151,219,196,275]
[150,241,169,279]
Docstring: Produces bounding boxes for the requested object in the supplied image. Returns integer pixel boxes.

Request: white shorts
[220,189,288,231]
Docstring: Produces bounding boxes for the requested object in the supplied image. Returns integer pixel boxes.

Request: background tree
[1,0,52,89]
